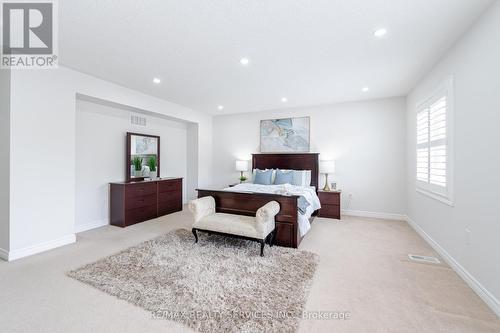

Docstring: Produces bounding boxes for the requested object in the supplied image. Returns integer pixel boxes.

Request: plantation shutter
[416,83,452,203]
[429,97,447,187]
[416,108,429,183]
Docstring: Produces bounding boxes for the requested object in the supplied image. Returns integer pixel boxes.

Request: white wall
[7,65,212,259]
[75,99,190,232]
[212,97,407,216]
[186,123,199,201]
[0,68,10,255]
[406,1,500,313]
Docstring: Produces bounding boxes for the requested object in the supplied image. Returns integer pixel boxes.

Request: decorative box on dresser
[318,190,341,219]
[110,177,183,227]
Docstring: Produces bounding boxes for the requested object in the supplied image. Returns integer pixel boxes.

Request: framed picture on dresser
[260,116,310,153]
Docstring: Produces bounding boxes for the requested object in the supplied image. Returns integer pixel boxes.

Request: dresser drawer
[158,179,182,216]
[125,182,157,199]
[318,204,341,219]
[318,192,340,205]
[158,200,182,216]
[125,204,157,226]
[158,196,182,210]
[158,179,182,193]
[126,193,157,210]
[158,191,181,204]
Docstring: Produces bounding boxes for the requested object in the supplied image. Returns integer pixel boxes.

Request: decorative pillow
[253,169,273,185]
[274,169,294,185]
[252,169,276,183]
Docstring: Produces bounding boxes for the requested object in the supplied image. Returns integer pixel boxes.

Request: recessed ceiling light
[362,87,370,93]
[217,105,224,110]
[281,97,288,102]
[153,78,161,84]
[374,28,387,38]
[240,57,250,66]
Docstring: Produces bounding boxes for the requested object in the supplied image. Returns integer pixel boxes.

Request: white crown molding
[75,219,109,234]
[406,216,500,318]
[342,209,407,221]
[7,234,76,262]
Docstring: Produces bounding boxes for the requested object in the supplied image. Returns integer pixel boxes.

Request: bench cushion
[193,213,264,239]
[189,197,280,242]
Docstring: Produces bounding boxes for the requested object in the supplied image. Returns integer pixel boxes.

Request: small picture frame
[331,182,337,190]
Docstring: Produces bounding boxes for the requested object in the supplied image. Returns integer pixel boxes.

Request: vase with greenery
[239,175,247,183]
[132,157,143,177]
[147,156,157,178]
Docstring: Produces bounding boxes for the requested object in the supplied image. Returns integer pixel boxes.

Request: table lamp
[319,160,335,191]
[235,160,248,183]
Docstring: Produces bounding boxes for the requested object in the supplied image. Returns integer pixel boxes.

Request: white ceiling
[59,0,493,115]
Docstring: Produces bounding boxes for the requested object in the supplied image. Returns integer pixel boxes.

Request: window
[416,78,454,205]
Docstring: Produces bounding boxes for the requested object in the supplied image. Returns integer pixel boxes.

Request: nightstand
[318,190,341,219]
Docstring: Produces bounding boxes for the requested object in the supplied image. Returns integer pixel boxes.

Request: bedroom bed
[196,153,320,248]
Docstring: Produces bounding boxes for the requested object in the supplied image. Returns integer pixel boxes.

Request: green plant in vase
[132,157,143,177]
[239,175,248,183]
[147,156,157,178]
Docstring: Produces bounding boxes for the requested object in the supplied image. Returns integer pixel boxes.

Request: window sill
[416,188,454,207]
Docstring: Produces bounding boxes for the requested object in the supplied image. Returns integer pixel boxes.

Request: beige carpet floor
[0,208,499,333]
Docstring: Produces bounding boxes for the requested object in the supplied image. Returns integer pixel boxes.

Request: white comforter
[223,183,321,236]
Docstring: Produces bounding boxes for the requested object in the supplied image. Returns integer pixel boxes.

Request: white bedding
[223,183,321,236]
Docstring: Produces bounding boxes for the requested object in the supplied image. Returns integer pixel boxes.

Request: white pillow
[292,170,311,187]
[304,170,312,186]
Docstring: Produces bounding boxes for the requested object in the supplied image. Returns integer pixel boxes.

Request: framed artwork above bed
[260,116,310,153]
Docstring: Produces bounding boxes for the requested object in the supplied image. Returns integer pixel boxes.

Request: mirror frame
[126,132,161,182]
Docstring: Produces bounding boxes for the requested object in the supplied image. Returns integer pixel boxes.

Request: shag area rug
[68,229,319,333]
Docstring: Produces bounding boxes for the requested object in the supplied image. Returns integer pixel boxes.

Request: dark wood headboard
[252,153,319,191]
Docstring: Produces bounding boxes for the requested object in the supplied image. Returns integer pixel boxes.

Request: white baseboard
[7,234,76,262]
[0,248,8,261]
[406,216,500,318]
[75,219,109,233]
[342,209,407,221]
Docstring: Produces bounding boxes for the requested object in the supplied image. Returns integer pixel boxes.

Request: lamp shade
[235,160,248,172]
[319,160,335,174]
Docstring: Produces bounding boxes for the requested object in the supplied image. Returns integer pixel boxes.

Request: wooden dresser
[318,190,341,219]
[110,178,183,227]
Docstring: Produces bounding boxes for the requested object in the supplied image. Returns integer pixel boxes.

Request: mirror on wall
[126,132,160,181]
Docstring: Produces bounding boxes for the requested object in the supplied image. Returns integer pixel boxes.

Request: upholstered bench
[188,196,280,256]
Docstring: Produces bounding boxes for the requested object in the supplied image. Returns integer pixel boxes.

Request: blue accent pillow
[274,169,294,185]
[254,169,273,185]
